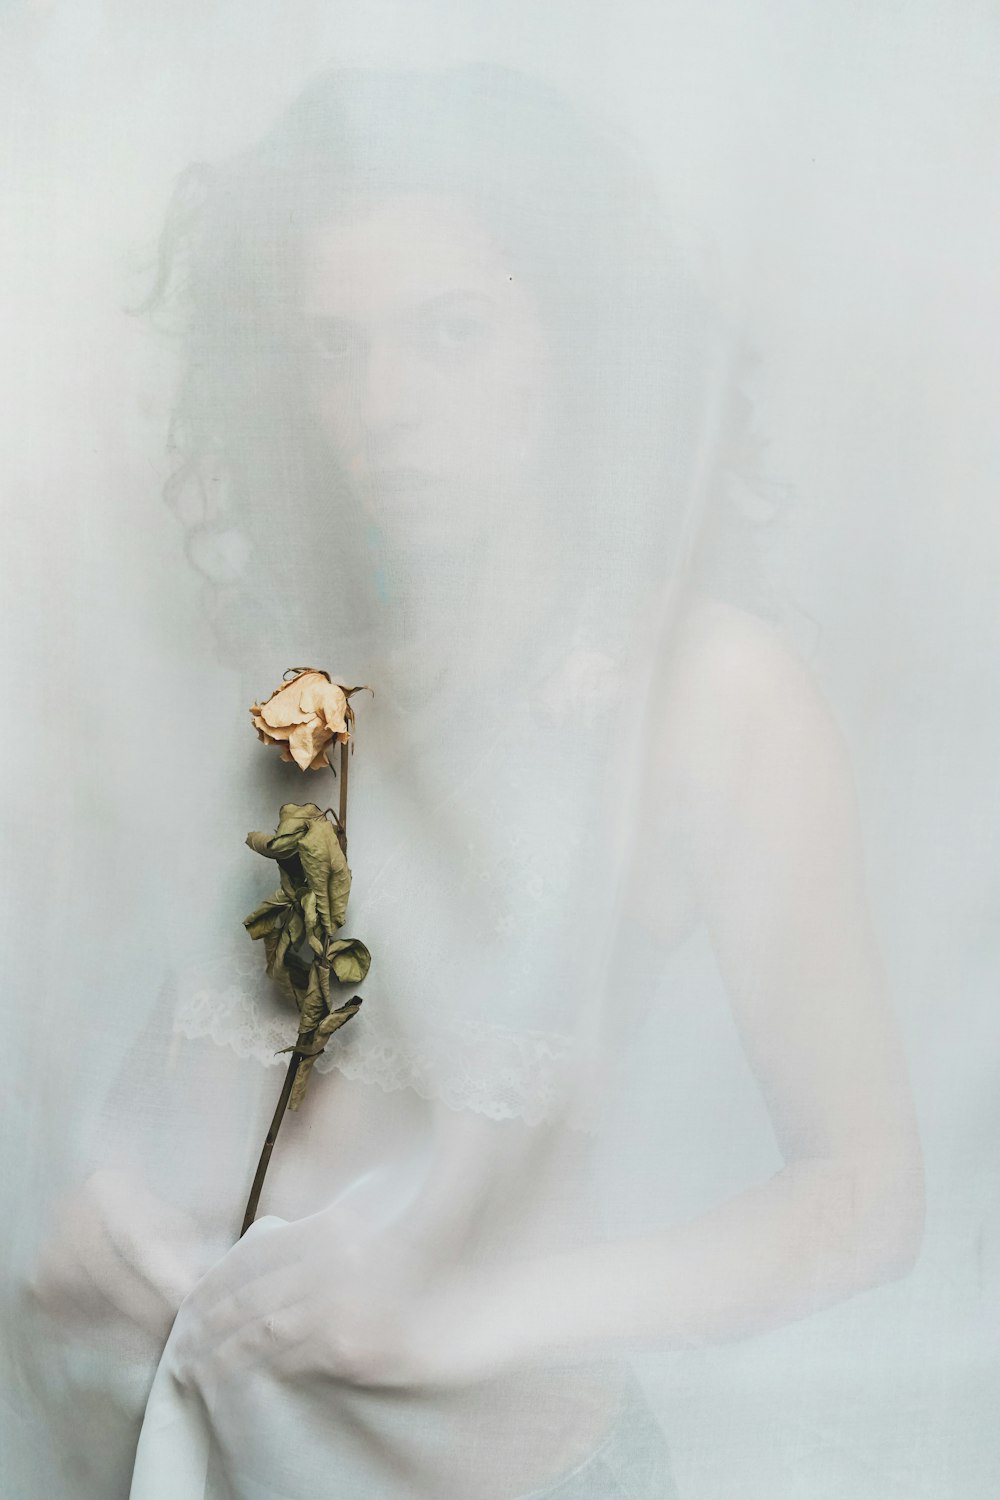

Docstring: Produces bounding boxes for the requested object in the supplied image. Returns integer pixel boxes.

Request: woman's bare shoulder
[653,595,851,812]
[668,595,817,706]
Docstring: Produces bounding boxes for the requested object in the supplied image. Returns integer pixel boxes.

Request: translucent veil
[3,6,999,1500]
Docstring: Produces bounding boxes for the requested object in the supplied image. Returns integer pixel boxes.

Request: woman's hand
[168,1202,428,1395]
[25,1166,212,1349]
[168,1207,599,1396]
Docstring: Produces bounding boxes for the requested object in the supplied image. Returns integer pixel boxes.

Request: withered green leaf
[326,938,372,986]
[296,815,352,935]
[244,800,369,1110]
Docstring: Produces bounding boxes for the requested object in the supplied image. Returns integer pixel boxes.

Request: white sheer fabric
[3,5,999,1499]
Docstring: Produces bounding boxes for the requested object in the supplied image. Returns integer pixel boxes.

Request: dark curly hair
[144,63,783,670]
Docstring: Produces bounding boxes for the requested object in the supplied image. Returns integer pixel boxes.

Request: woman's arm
[409,604,925,1381]
[24,972,234,1348]
[681,602,924,1297]
[162,605,924,1394]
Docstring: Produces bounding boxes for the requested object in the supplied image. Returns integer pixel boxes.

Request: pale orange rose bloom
[250,669,351,771]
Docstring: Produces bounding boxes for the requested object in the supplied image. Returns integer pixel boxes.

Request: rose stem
[239,743,349,1239]
[239,1053,304,1237]
[337,737,349,853]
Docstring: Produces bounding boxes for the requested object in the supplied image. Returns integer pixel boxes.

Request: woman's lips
[367,465,431,489]
[366,468,457,521]
[361,468,458,542]
[369,467,437,500]
[343,452,438,497]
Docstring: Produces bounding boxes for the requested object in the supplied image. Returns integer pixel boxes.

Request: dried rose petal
[249,669,352,771]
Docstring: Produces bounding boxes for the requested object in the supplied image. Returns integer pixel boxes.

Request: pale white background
[3,3,999,1496]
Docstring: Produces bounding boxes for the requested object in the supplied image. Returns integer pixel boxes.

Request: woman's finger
[177,1214,301,1343]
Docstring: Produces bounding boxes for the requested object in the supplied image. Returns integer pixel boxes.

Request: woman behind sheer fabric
[27,64,923,1500]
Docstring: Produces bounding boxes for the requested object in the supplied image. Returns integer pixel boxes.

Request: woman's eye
[417,313,489,359]
[307,320,362,364]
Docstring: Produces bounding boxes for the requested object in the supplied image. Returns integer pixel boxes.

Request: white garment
[123,599,678,1498]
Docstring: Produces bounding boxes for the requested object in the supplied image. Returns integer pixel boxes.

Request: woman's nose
[357,337,423,451]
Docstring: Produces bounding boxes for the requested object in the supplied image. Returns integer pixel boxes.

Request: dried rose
[250,668,364,771]
[240,677,372,1236]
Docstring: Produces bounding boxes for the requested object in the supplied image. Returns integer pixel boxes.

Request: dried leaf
[244,798,369,1111]
[302,888,321,955]
[314,999,363,1041]
[326,938,372,986]
[297,815,352,934]
[243,891,291,940]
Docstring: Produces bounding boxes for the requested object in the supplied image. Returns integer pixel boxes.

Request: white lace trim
[172,952,599,1132]
[170,641,639,1136]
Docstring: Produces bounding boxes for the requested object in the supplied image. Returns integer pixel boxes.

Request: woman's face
[300,193,553,552]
